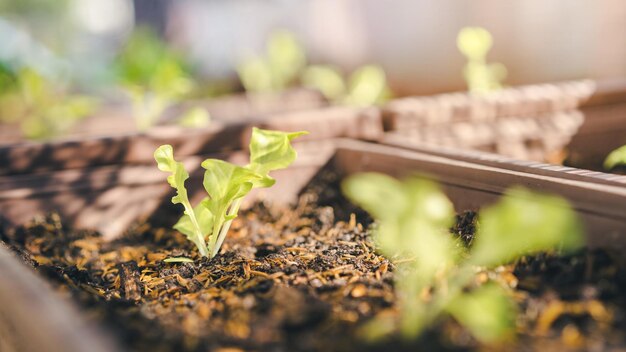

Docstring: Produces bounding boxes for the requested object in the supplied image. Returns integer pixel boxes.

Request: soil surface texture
[3,169,626,351]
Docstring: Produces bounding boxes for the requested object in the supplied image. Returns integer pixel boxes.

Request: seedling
[237,30,306,94]
[155,127,307,258]
[457,26,507,94]
[343,173,583,342]
[116,28,209,130]
[237,30,391,106]
[0,67,97,140]
[302,64,391,107]
[604,145,626,171]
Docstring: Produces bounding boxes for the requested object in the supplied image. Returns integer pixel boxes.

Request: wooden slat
[0,106,382,176]
[332,140,626,250]
[0,242,118,352]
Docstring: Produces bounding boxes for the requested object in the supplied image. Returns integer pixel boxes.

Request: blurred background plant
[457,26,507,94]
[343,173,584,344]
[237,30,306,94]
[604,145,626,171]
[0,66,97,140]
[1,1,625,141]
[115,27,209,130]
[302,64,391,107]
[238,30,391,106]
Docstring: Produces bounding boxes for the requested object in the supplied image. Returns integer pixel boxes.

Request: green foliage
[177,107,211,128]
[237,30,391,106]
[302,64,391,107]
[470,187,584,267]
[237,30,306,94]
[343,173,583,343]
[0,67,97,140]
[116,28,208,130]
[155,128,307,258]
[457,27,507,94]
[445,283,516,342]
[604,145,626,170]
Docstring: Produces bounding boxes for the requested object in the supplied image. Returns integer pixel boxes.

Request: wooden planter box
[382,79,626,170]
[0,88,327,145]
[1,139,625,351]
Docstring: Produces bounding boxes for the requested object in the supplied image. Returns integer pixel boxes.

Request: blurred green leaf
[342,172,584,343]
[457,27,493,60]
[178,107,210,128]
[237,30,306,93]
[267,30,306,89]
[344,65,390,107]
[0,68,97,140]
[301,65,346,102]
[471,187,584,267]
[604,145,626,170]
[446,284,516,343]
[457,26,507,94]
[116,28,194,130]
[343,174,454,267]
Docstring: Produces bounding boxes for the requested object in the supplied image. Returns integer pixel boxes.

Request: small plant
[302,64,391,107]
[457,26,507,94]
[237,30,306,94]
[0,67,97,140]
[237,30,391,106]
[343,173,583,343]
[116,28,209,130]
[603,145,626,171]
[155,127,307,259]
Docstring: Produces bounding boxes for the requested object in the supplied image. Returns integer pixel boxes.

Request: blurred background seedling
[237,30,306,94]
[457,26,507,94]
[343,173,584,344]
[0,67,97,140]
[302,64,391,107]
[603,145,626,171]
[115,27,209,130]
[239,30,391,106]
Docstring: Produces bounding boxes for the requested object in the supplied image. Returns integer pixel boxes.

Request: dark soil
[3,169,626,351]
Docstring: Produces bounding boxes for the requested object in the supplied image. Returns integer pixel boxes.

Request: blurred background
[0,0,625,142]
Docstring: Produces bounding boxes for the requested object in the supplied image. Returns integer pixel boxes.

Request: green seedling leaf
[248,127,308,187]
[343,173,456,338]
[446,284,516,343]
[342,172,585,343]
[164,257,194,264]
[471,187,584,267]
[237,56,273,93]
[237,30,305,93]
[155,128,307,259]
[267,30,306,90]
[343,174,454,269]
[178,107,210,128]
[457,27,493,60]
[0,68,97,140]
[173,200,214,241]
[117,27,195,130]
[154,145,209,257]
[301,65,346,102]
[604,145,626,170]
[457,26,507,94]
[344,65,390,107]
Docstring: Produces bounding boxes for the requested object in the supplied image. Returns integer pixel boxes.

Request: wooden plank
[0,242,118,352]
[332,140,626,250]
[0,106,381,176]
